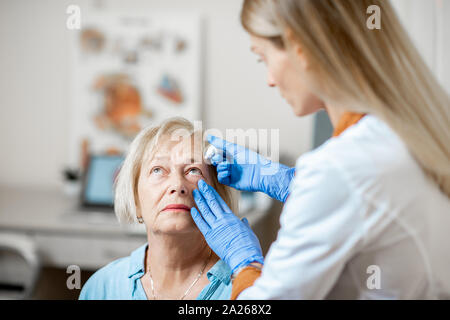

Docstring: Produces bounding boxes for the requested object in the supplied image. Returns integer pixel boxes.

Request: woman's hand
[208,135,295,202]
[191,179,264,273]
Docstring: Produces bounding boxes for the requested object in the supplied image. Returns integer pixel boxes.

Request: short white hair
[114,117,238,224]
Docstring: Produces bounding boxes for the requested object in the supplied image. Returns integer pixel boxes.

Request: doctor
[191,0,450,299]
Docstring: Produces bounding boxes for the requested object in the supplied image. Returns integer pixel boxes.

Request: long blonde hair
[241,0,450,197]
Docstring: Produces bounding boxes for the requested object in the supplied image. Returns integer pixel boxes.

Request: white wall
[0,0,71,189]
[391,0,450,93]
[0,0,313,189]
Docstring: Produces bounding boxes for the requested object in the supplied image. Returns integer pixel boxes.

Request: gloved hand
[191,179,264,273]
[207,135,295,202]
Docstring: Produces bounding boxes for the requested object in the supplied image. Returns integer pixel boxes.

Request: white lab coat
[238,115,450,300]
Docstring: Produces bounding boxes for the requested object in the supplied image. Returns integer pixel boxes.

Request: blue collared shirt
[79,243,232,300]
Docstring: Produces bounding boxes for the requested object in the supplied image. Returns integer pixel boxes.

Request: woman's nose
[267,71,277,87]
[168,183,188,196]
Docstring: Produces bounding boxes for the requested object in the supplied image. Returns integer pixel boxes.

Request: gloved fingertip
[217,170,230,178]
[216,161,230,171]
[216,162,225,170]
[198,179,210,193]
[217,174,230,185]
[190,207,199,221]
[211,154,222,164]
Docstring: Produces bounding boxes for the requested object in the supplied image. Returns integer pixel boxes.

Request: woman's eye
[151,167,164,175]
[187,168,202,176]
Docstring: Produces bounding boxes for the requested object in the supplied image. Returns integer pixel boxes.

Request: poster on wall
[68,12,202,167]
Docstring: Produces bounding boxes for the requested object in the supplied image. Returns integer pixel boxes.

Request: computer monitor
[80,154,124,210]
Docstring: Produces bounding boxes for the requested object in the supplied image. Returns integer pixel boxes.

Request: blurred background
[0,0,448,299]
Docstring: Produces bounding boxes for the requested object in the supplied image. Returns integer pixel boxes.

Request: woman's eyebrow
[153,155,170,160]
[147,155,204,166]
[146,155,169,166]
[185,157,204,165]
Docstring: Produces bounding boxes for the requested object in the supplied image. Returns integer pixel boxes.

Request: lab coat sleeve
[238,155,366,299]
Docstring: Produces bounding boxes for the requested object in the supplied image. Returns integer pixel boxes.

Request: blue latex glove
[207,135,296,202]
[191,179,264,273]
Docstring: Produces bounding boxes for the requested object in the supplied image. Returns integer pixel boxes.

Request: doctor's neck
[324,103,349,129]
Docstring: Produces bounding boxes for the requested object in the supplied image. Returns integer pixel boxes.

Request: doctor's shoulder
[299,115,414,184]
[79,256,131,300]
[288,114,420,220]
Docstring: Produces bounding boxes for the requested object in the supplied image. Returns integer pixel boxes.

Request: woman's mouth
[162,204,191,212]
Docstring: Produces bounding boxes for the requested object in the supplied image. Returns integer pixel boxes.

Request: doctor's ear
[285,28,310,70]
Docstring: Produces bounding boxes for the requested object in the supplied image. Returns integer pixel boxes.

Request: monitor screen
[82,155,124,207]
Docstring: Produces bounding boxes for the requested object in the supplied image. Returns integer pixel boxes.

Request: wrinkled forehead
[144,133,205,166]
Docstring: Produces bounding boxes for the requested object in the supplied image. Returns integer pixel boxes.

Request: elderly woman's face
[137,135,213,234]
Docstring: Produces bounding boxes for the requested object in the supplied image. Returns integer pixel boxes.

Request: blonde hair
[114,117,238,224]
[241,0,450,197]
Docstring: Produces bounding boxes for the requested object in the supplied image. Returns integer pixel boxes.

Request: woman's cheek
[185,173,204,186]
[186,175,200,184]
[147,174,165,184]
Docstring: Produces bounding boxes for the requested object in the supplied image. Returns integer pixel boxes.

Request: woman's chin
[155,218,199,235]
[289,97,324,117]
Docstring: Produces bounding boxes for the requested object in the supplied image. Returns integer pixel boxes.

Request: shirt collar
[127,243,232,285]
[206,259,232,285]
[332,112,367,137]
[127,243,147,279]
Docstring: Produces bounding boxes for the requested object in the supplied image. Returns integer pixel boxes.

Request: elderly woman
[79,117,238,300]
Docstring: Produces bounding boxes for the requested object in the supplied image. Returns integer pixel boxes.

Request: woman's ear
[134,197,142,221]
[285,27,309,70]
[136,209,144,224]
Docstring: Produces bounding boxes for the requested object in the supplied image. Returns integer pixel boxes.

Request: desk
[0,186,271,270]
